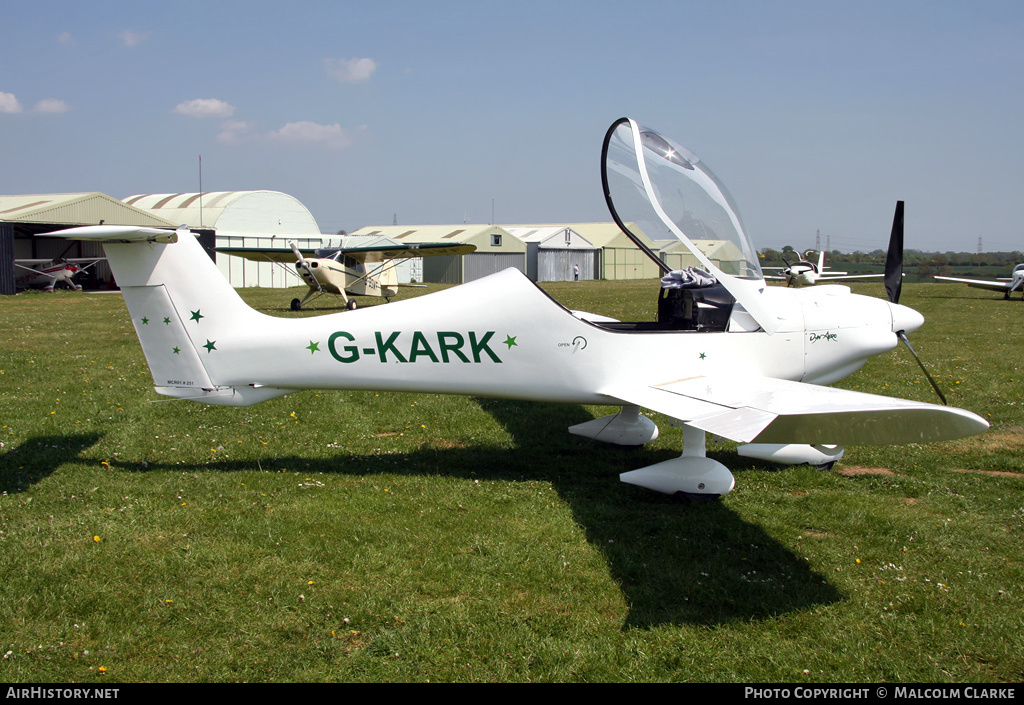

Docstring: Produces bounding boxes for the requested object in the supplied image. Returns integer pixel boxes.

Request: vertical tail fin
[41,226,289,405]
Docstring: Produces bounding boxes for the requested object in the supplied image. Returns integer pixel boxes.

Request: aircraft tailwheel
[291,298,302,311]
[346,299,357,311]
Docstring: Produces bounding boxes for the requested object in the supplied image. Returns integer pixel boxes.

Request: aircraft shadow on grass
[475,398,845,629]
[0,433,103,494]
[10,400,842,628]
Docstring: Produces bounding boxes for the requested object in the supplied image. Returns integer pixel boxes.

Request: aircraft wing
[819,273,883,281]
[933,275,1012,292]
[340,243,476,262]
[603,374,988,446]
[214,247,307,263]
[216,243,476,263]
[15,257,105,268]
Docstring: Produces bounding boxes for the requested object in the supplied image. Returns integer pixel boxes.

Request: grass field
[1,278,1022,682]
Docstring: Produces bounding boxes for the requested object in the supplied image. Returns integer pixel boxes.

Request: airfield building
[0,192,180,295]
[350,224,527,284]
[503,226,598,282]
[124,191,324,289]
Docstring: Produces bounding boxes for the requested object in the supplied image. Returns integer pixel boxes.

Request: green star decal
[699,352,707,360]
[163,317,171,325]
[503,335,518,349]
[190,310,204,323]
[203,340,216,353]
[306,341,320,354]
[140,316,149,325]
[172,346,180,354]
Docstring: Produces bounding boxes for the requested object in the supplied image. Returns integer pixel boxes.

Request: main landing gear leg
[620,423,735,501]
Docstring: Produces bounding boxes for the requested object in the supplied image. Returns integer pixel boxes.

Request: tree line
[759,247,1024,279]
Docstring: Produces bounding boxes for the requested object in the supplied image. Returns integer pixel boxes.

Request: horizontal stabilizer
[39,225,185,243]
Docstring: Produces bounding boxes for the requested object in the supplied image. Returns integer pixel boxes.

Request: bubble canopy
[601,118,764,280]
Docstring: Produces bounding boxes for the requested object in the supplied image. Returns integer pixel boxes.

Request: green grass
[1,280,1022,682]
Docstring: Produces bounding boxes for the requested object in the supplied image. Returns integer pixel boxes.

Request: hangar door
[464,252,526,282]
[538,249,596,282]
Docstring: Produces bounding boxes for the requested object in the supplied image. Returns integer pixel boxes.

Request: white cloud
[0,92,23,113]
[217,120,254,144]
[174,98,236,118]
[32,99,71,114]
[270,121,360,149]
[325,57,377,83]
[119,30,151,48]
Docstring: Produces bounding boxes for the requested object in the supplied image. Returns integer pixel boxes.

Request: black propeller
[884,201,904,305]
[884,201,947,405]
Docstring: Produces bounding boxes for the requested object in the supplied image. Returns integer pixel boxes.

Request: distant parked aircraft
[217,241,475,310]
[15,257,105,291]
[764,250,883,288]
[934,264,1024,300]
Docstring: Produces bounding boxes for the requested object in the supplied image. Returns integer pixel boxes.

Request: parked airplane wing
[604,374,987,446]
[216,242,476,263]
[214,247,302,263]
[345,243,476,261]
[933,275,1013,292]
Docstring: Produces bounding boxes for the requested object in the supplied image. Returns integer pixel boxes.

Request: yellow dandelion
[93,535,101,543]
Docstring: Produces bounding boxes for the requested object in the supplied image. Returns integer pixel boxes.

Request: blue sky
[2,0,1022,253]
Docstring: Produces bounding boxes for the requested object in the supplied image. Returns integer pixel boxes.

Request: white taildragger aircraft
[934,264,1024,300]
[216,241,476,310]
[764,249,884,288]
[40,118,988,501]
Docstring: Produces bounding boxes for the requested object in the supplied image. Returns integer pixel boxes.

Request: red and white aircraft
[14,257,104,291]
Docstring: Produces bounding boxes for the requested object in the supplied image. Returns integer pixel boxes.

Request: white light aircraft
[216,241,476,310]
[764,249,884,288]
[15,256,105,291]
[934,264,1024,300]
[40,118,988,501]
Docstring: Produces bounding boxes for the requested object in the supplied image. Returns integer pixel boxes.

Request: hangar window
[491,233,502,247]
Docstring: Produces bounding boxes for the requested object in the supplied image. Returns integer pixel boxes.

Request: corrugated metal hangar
[124,191,322,288]
[3,187,669,296]
[0,193,185,294]
[351,224,528,284]
[504,226,597,282]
